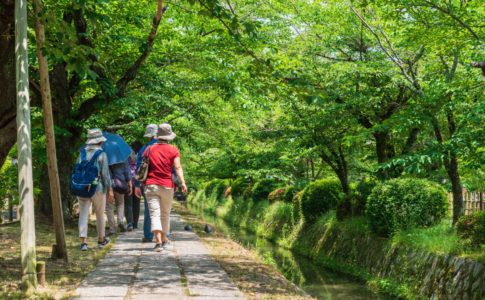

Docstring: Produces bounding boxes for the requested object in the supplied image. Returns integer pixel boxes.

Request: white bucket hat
[143,124,158,138]
[86,128,107,145]
[157,123,176,141]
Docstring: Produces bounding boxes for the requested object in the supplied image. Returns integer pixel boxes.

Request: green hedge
[258,202,295,240]
[366,178,448,236]
[268,188,286,203]
[283,186,298,203]
[354,177,378,215]
[300,178,342,222]
[204,179,229,199]
[456,211,485,248]
[231,177,251,198]
[251,178,279,201]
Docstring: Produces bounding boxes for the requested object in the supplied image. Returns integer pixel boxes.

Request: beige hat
[86,128,107,145]
[157,123,176,141]
[143,124,158,138]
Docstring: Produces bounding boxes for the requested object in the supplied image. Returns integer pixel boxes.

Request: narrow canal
[189,206,394,300]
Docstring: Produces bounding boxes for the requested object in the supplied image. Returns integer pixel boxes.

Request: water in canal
[191,207,394,300]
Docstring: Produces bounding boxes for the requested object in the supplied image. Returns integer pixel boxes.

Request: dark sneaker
[153,243,163,252]
[141,237,153,243]
[106,231,116,237]
[127,224,133,232]
[80,243,88,251]
[119,224,127,232]
[97,238,110,248]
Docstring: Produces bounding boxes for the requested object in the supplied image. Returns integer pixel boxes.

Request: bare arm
[173,156,187,193]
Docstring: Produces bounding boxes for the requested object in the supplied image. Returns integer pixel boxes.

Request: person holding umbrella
[102,131,133,235]
[144,123,187,251]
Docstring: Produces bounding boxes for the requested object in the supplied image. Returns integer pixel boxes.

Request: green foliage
[0,149,19,215]
[392,221,466,256]
[204,179,229,199]
[251,178,279,201]
[292,189,304,202]
[268,188,285,203]
[300,178,342,222]
[0,157,18,204]
[456,211,485,248]
[282,186,298,203]
[367,179,449,236]
[230,177,251,198]
[353,178,378,215]
[258,202,296,241]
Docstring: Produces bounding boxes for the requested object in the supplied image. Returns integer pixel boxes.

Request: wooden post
[36,262,46,286]
[15,0,37,291]
[8,196,13,222]
[33,0,68,262]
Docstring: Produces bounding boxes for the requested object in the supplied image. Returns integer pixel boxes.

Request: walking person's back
[106,160,132,234]
[72,128,114,251]
[143,123,187,251]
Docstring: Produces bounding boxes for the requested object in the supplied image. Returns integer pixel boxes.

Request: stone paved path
[73,211,245,300]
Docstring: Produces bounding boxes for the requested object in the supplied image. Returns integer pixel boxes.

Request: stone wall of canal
[301,225,485,300]
[188,192,485,299]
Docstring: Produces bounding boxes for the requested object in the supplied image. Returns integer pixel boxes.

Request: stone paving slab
[170,216,245,299]
[72,207,246,300]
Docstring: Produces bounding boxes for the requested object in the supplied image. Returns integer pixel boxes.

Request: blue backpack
[70,149,104,198]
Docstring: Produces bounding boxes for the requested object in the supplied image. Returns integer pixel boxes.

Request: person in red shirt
[144,123,187,251]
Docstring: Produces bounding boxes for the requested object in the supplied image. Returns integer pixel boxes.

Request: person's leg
[106,195,116,235]
[124,192,133,230]
[114,191,125,231]
[132,189,140,229]
[146,185,163,244]
[159,187,174,243]
[142,188,153,240]
[92,192,106,242]
[78,197,91,244]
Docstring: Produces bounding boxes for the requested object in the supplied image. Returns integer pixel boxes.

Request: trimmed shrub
[456,211,485,248]
[204,180,217,197]
[204,179,229,199]
[251,178,279,201]
[283,186,298,203]
[292,190,304,204]
[258,202,295,240]
[366,178,448,236]
[231,177,251,198]
[268,188,286,203]
[300,178,342,222]
[292,190,305,222]
[353,177,378,215]
[242,183,254,199]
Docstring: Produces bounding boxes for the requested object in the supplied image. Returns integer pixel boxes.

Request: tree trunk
[34,0,68,262]
[16,0,38,290]
[320,147,351,220]
[38,63,77,219]
[432,110,464,224]
[447,154,463,224]
[373,130,396,179]
[0,0,16,168]
[336,168,351,220]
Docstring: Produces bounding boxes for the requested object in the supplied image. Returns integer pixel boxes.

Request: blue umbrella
[102,132,132,165]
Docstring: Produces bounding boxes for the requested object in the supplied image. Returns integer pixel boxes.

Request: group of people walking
[74,123,187,252]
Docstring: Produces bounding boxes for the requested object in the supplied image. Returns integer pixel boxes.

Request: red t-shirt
[145,143,180,188]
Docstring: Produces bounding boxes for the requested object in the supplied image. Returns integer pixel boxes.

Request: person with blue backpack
[71,128,114,251]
